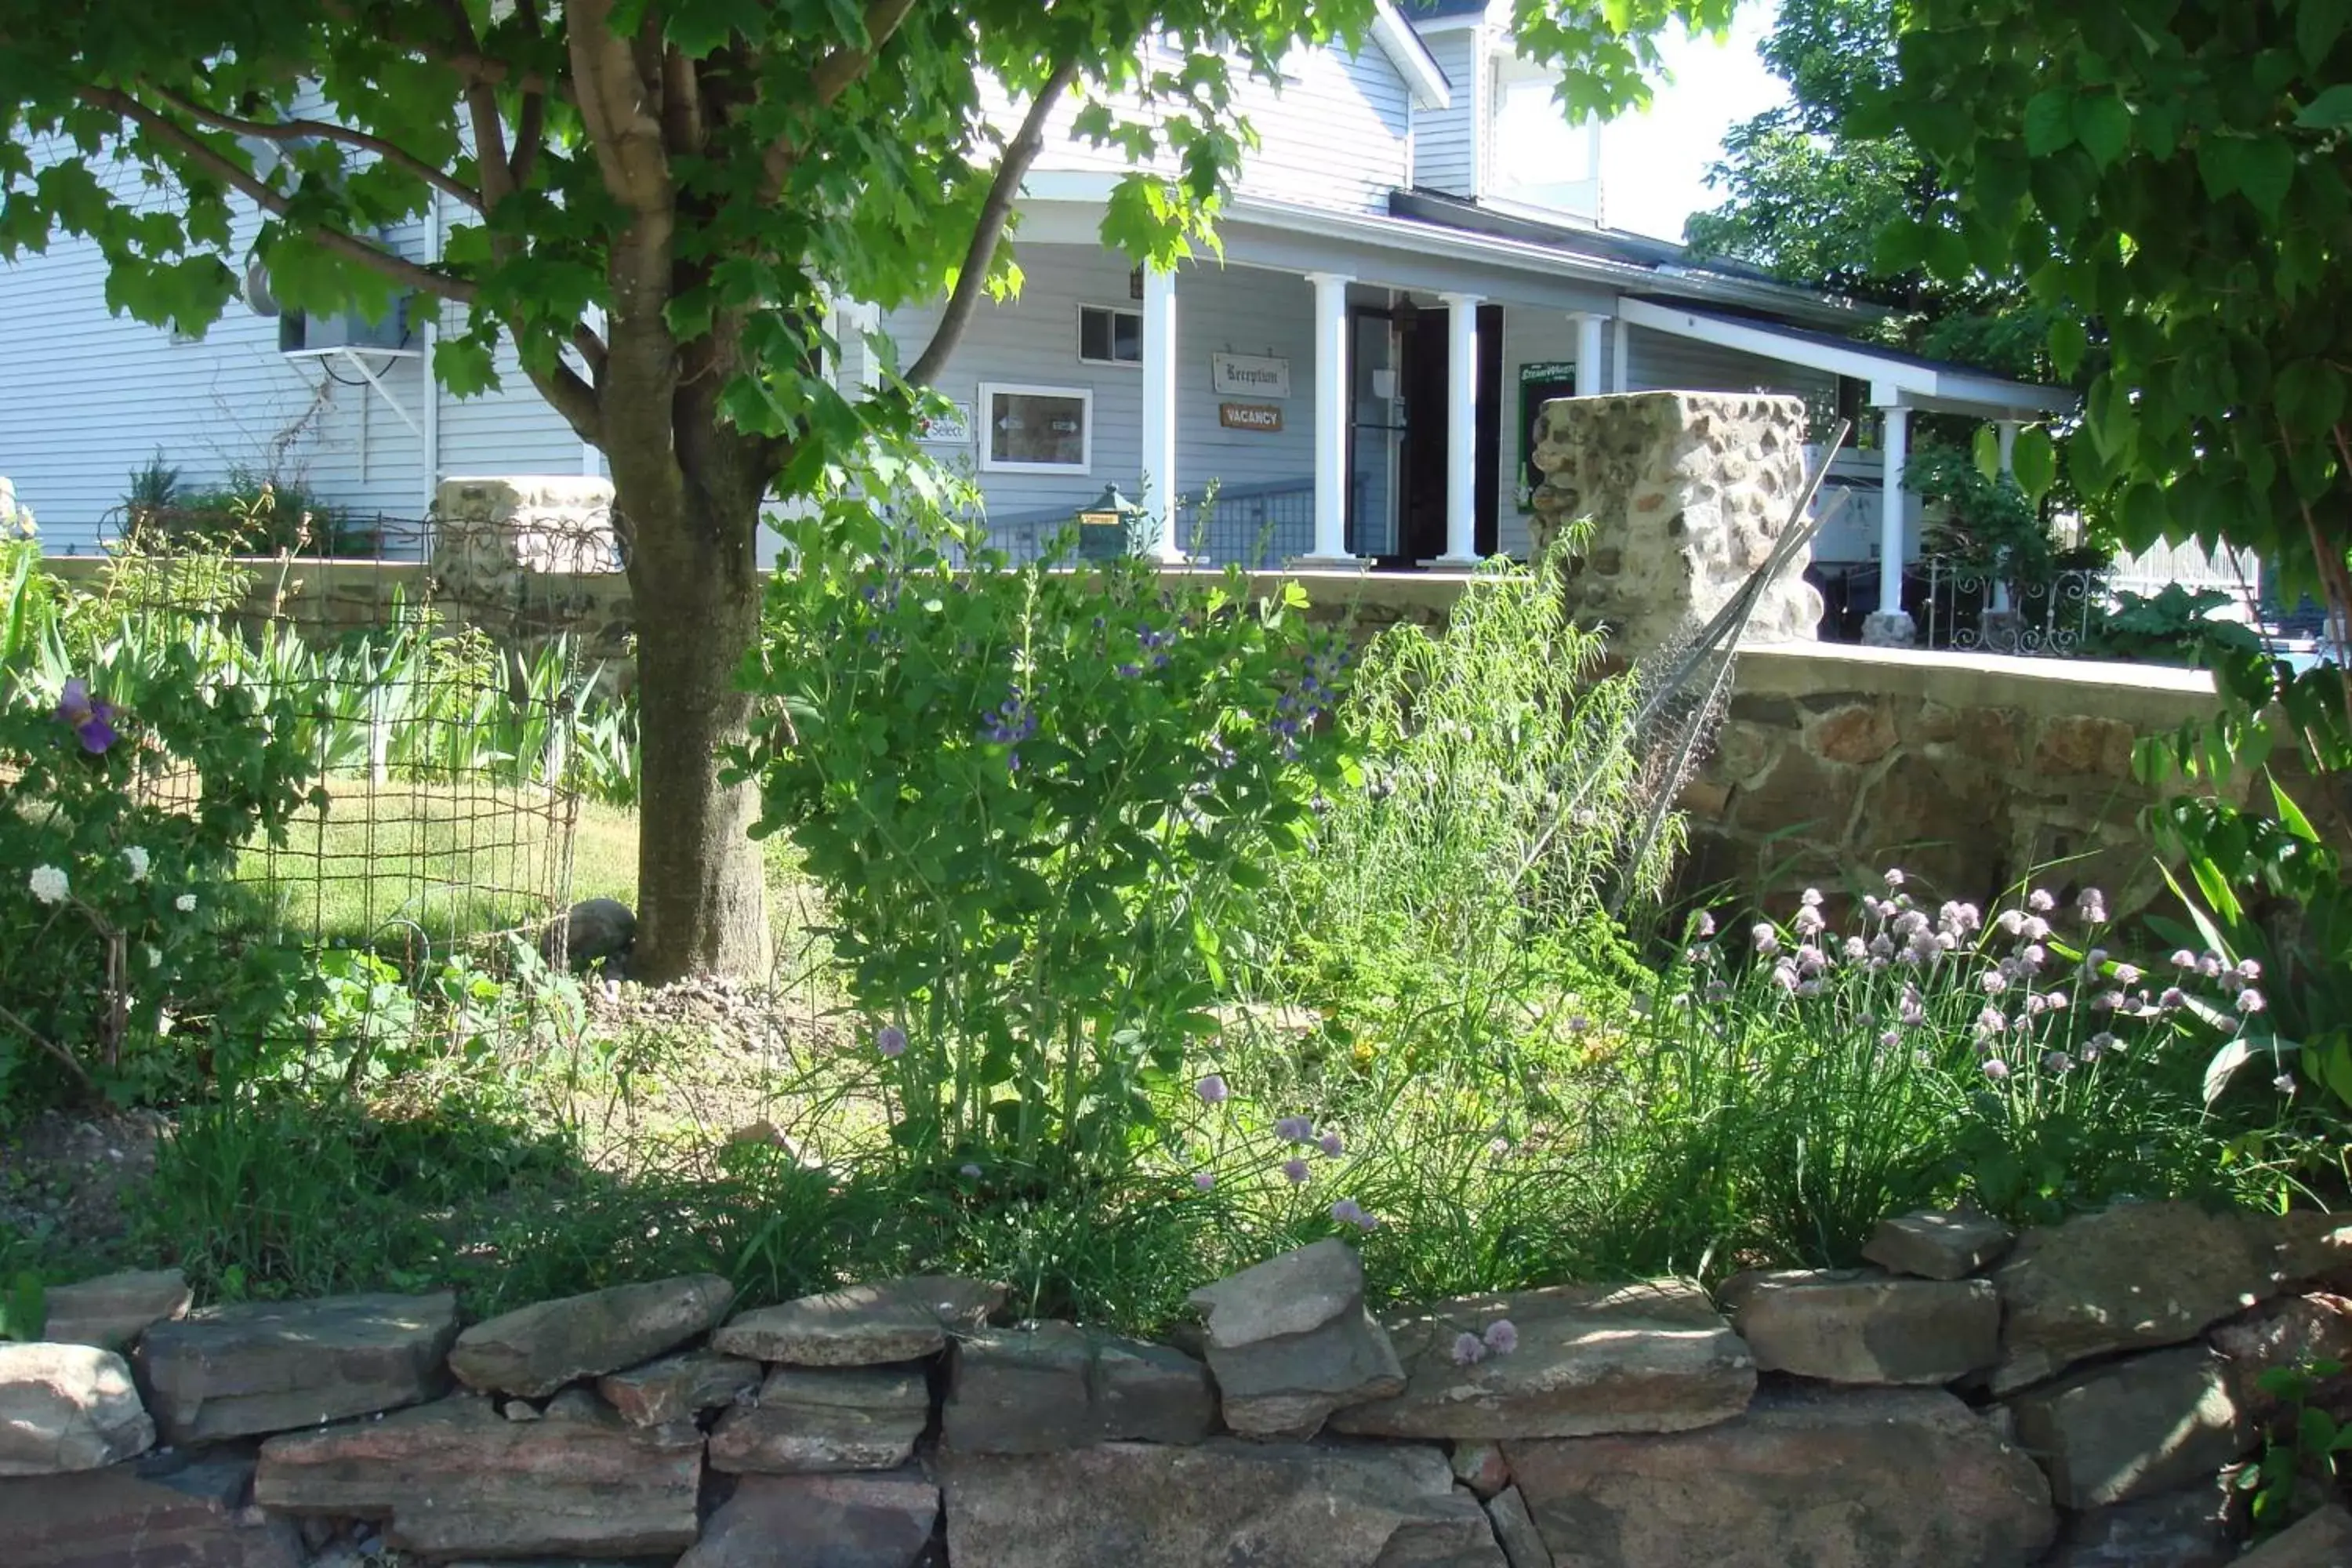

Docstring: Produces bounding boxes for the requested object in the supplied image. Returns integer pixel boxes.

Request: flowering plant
[2,614,316,1102]
[739,486,1352,1178]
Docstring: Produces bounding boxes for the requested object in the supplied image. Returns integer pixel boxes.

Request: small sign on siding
[917,400,974,445]
[1218,401,1284,433]
[1210,353,1291,398]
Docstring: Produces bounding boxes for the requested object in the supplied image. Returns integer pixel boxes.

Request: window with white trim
[979,383,1093,474]
[1077,304,1143,366]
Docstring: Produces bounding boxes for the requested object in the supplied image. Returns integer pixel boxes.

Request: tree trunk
[615,472,771,984]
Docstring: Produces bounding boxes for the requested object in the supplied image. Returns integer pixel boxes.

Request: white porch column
[1140,263,1184,561]
[1862,401,1916,644]
[1301,271,1359,565]
[1610,317,1631,394]
[1991,419,2020,612]
[1432,291,1483,564]
[1576,312,1607,394]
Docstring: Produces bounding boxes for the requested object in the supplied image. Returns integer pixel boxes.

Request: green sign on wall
[1516,361,1578,513]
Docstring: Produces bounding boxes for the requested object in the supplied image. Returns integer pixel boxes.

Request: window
[1078,304,1143,366]
[979,383,1093,474]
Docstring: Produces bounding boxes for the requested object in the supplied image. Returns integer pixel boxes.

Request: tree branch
[760,0,924,201]
[78,85,481,307]
[906,60,1080,388]
[528,357,603,444]
[139,80,486,213]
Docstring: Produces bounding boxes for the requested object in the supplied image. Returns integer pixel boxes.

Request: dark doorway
[1395,301,1504,564]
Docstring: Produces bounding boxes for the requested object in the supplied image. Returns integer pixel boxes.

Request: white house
[0,0,2069,636]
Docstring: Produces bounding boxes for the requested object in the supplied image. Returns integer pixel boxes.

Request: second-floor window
[1078,305,1143,366]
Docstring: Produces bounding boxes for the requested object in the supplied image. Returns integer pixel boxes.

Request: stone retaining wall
[7,1202,2352,1566]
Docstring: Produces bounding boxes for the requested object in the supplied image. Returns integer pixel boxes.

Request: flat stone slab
[1504,1385,2056,1567]
[713,1276,1004,1366]
[1485,1486,1553,1568]
[1862,1208,2014,1280]
[254,1392,702,1559]
[708,1363,931,1474]
[1189,1240,1405,1437]
[2238,1503,2352,1566]
[137,1290,457,1443]
[4,1452,305,1568]
[448,1273,735,1398]
[2005,1345,2252,1510]
[0,1342,155,1475]
[677,1468,940,1568]
[597,1347,763,1426]
[1718,1268,1999,1385]
[943,1438,1501,1568]
[40,1269,192,1351]
[945,1320,1214,1453]
[2038,1476,2235,1568]
[1330,1280,1754,1439]
[1991,1201,2291,1392]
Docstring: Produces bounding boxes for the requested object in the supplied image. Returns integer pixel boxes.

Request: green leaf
[2010,426,2057,503]
[2300,0,2352,67]
[2277,359,2347,436]
[2296,83,2352,128]
[2073,93,2132,169]
[2024,90,2076,156]
[1972,424,2002,480]
[2049,316,2089,379]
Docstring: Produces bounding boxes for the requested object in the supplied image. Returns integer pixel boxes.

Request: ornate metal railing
[1918,561,2110,655]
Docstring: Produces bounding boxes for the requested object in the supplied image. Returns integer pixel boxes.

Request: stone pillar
[1863,405,1916,646]
[1432,291,1483,564]
[1527,391,1823,655]
[1299,272,1359,566]
[1140,263,1185,562]
[430,475,629,660]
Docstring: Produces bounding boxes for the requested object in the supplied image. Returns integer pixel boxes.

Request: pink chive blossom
[1980,971,2009,996]
[1281,1158,1311,1185]
[2021,944,2048,970]
[2043,1050,2074,1074]
[2094,990,2124,1011]
[2020,916,2053,942]
[1451,1332,1487,1367]
[2159,987,2187,1011]
[2237,958,2263,982]
[1845,936,1869,963]
[2085,946,2109,968]
[2111,963,2142,985]
[1753,924,1781,956]
[1884,868,1907,888]
[1196,1074,1230,1105]
[876,1025,908,1058]
[1878,1028,1903,1049]
[2027,888,2056,913]
[1482,1319,1519,1356]
[1975,1005,2008,1037]
[1801,887,1824,908]
[2198,953,2223,978]
[2238,989,2267,1014]
[1275,1115,1313,1143]
[2275,1073,2299,1094]
[1995,909,2025,937]
[1193,1171,1216,1192]
[1330,1198,1377,1229]
[2077,888,2109,924]
[1318,1131,1345,1158]
[2043,989,2068,1011]
[1795,905,1827,937]
[2171,949,2199,969]
[1770,961,1800,994]
[1691,910,1718,938]
[1982,1058,2012,1080]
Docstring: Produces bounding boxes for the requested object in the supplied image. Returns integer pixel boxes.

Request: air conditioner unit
[281,296,409,354]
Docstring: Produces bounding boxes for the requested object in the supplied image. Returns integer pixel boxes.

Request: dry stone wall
[8,1201,2352,1566]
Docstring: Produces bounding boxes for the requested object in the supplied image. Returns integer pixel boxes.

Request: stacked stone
[5,1203,2351,1566]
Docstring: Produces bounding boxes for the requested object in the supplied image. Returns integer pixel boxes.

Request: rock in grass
[2235,1504,2352,1566]
[448,1274,735,1398]
[1330,1280,1753,1440]
[39,1269,193,1352]
[942,1438,1499,1568]
[2003,1345,2252,1510]
[1862,1208,2015,1280]
[254,1392,702,1559]
[713,1276,1004,1367]
[542,898,635,975]
[1188,1239,1405,1439]
[597,1347,763,1427]
[707,1363,931,1474]
[1991,1201,2292,1393]
[1717,1268,1998,1385]
[137,1291,458,1444]
[0,1342,155,1475]
[1504,1385,2056,1567]
[677,1468,940,1568]
[944,1320,1214,1454]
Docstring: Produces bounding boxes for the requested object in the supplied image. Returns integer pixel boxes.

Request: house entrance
[1352,300,1504,564]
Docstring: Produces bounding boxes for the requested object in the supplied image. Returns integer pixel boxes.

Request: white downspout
[421,193,441,521]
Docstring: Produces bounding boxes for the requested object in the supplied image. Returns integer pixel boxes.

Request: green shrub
[739,490,1351,1185]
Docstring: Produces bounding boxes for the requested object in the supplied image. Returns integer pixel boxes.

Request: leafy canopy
[1865,0,2352,605]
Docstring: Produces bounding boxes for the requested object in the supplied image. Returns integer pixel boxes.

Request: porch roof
[1615,297,2078,423]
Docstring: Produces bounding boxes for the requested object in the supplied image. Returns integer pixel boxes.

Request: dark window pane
[1080,308,1112,361]
[1112,310,1142,362]
[990,392,1088,466]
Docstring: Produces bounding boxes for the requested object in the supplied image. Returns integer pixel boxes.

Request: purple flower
[876,1025,908,1058]
[2042,1050,2074,1074]
[1192,1171,1216,1192]
[1281,1158,1310,1185]
[1690,910,1718,939]
[2159,986,2187,1011]
[1884,868,1907,889]
[1566,1013,1593,1034]
[1982,1058,2012,1080]
[1482,1319,1519,1356]
[2111,963,2142,985]
[1318,1131,1345,1159]
[1752,923,1781,956]
[2085,946,2109,968]
[2238,989,2267,1014]
[1330,1197,1377,1229]
[2171,949,2199,969]
[1980,970,2009,996]
[2237,958,2264,982]
[56,677,118,754]
[1275,1115,1313,1144]
[1994,909,2025,937]
[1450,1331,1487,1367]
[2027,887,2056,913]
[1116,662,1143,679]
[1878,1028,1903,1049]
[1196,1073,1230,1105]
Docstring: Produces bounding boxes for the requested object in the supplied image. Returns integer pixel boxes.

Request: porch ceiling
[1616,297,2078,423]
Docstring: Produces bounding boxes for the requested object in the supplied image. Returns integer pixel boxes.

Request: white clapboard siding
[0,144,428,551]
[1410,27,1486,196]
[880,245,1318,524]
